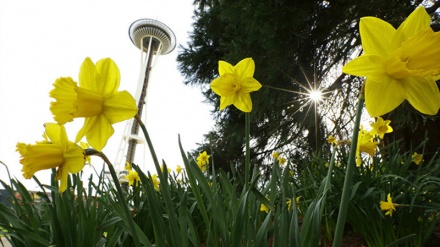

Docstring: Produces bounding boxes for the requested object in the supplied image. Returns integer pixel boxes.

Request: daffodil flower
[343,7,440,117]
[286,196,301,211]
[260,203,269,214]
[176,165,182,174]
[50,57,138,151]
[272,151,280,159]
[411,152,423,165]
[16,123,85,192]
[356,126,379,166]
[380,193,399,217]
[150,174,160,191]
[126,170,140,186]
[370,117,393,139]
[210,58,262,112]
[196,151,210,172]
[277,157,287,165]
[327,135,338,145]
[124,161,132,171]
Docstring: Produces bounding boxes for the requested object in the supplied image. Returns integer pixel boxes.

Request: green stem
[245,112,251,190]
[135,115,185,245]
[85,149,141,247]
[134,115,162,174]
[332,95,364,246]
[323,144,337,196]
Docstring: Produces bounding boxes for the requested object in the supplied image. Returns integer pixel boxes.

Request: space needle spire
[114,18,176,179]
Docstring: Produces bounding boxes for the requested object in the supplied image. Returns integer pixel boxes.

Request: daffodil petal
[44,123,61,144]
[402,77,440,115]
[342,55,385,80]
[235,58,255,80]
[96,58,120,97]
[210,77,222,96]
[85,115,114,151]
[64,143,86,174]
[218,60,234,76]
[394,7,431,46]
[234,93,252,112]
[56,165,69,192]
[79,57,97,91]
[103,91,138,124]
[58,123,69,151]
[365,77,405,117]
[360,17,396,55]
[219,95,234,110]
[75,118,89,144]
[241,78,262,93]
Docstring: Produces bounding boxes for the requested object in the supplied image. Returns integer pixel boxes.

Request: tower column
[114,19,176,179]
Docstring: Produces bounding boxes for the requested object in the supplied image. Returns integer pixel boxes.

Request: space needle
[114,18,176,180]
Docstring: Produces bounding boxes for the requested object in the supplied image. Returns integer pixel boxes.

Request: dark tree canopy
[177,0,440,173]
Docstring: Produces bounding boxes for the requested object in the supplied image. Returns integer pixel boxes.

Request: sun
[309,90,322,102]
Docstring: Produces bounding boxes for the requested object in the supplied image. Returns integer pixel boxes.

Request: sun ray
[264,65,337,151]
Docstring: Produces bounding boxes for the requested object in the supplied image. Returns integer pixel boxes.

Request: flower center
[232,81,242,93]
[378,125,388,133]
[74,87,104,117]
[384,52,412,79]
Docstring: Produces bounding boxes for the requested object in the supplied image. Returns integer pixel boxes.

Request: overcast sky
[0,0,214,190]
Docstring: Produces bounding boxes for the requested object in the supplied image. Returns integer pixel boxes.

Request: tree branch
[426,1,440,14]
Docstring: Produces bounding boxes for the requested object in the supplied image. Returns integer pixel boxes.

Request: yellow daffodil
[327,135,338,145]
[260,203,269,214]
[126,170,140,187]
[124,162,131,171]
[277,157,287,165]
[342,7,440,117]
[196,151,210,172]
[151,174,160,191]
[286,196,301,211]
[286,198,292,211]
[210,58,262,112]
[176,165,182,174]
[380,193,399,217]
[356,126,379,166]
[16,123,85,192]
[411,152,423,165]
[272,151,280,159]
[50,57,138,151]
[370,117,393,139]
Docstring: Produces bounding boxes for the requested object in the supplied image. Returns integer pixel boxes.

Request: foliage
[0,166,110,247]
[2,135,440,246]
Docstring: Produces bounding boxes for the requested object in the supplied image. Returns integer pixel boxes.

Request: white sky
[0,0,214,190]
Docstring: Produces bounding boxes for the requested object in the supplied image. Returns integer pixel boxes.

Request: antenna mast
[114,19,176,181]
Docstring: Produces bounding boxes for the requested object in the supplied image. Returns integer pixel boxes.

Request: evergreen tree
[177,0,439,172]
